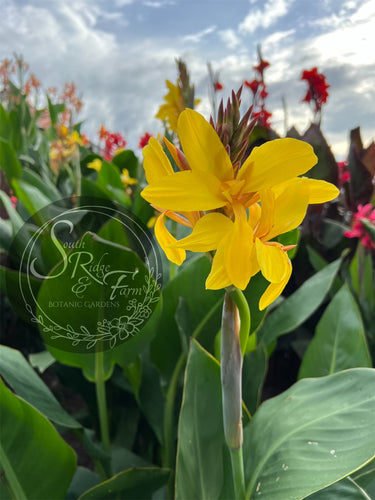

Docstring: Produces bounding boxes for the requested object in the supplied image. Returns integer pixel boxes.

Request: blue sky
[1,0,374,158]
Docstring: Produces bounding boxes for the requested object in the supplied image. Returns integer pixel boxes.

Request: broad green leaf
[0,102,11,141]
[242,343,268,416]
[0,190,24,235]
[96,161,131,207]
[47,96,65,126]
[137,359,165,444]
[19,168,62,202]
[299,285,371,378]
[175,339,234,500]
[352,459,375,498]
[0,266,42,323]
[0,139,22,182]
[151,255,222,378]
[0,219,12,251]
[305,476,372,499]
[36,232,161,380]
[0,380,77,500]
[258,258,341,346]
[243,368,375,500]
[66,467,99,500]
[112,149,139,179]
[11,179,55,222]
[350,244,375,310]
[78,467,170,500]
[0,345,80,428]
[28,349,56,373]
[243,271,269,336]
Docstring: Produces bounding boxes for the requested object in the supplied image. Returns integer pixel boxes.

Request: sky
[1,0,374,159]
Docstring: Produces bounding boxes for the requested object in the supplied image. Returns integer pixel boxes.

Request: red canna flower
[344,203,375,249]
[213,81,223,92]
[253,58,270,75]
[102,132,126,160]
[301,67,330,116]
[98,125,109,141]
[138,132,153,149]
[244,79,259,94]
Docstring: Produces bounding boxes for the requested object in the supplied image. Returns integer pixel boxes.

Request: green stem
[221,290,247,499]
[230,447,246,500]
[228,286,251,355]
[95,349,110,455]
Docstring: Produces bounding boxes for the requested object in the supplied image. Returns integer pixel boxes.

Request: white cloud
[218,29,241,49]
[143,0,177,7]
[182,26,216,43]
[239,0,292,34]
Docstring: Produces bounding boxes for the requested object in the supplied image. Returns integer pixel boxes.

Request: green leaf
[0,190,24,235]
[19,168,62,202]
[305,476,372,499]
[242,344,268,416]
[298,285,371,378]
[47,96,65,126]
[175,339,234,500]
[243,368,375,500]
[137,359,165,444]
[11,178,55,221]
[28,350,56,373]
[258,258,342,346]
[112,149,139,179]
[151,256,223,379]
[352,459,375,498]
[0,379,77,500]
[36,232,160,380]
[350,244,375,310]
[0,102,11,142]
[78,467,170,500]
[0,345,81,428]
[65,467,100,500]
[0,219,12,252]
[0,266,42,323]
[0,139,22,183]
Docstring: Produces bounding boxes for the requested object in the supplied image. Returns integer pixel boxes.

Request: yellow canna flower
[155,80,185,133]
[121,168,137,188]
[87,158,103,172]
[141,109,339,309]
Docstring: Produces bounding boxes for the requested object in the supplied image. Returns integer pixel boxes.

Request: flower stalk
[221,290,245,499]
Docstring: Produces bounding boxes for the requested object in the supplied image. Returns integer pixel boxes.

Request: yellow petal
[172,213,233,252]
[143,137,174,184]
[300,177,340,203]
[224,204,254,290]
[237,138,317,192]
[267,179,310,240]
[141,170,227,212]
[178,109,233,182]
[259,260,292,310]
[255,189,275,239]
[255,239,289,283]
[205,242,232,289]
[155,212,186,265]
[248,202,261,230]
